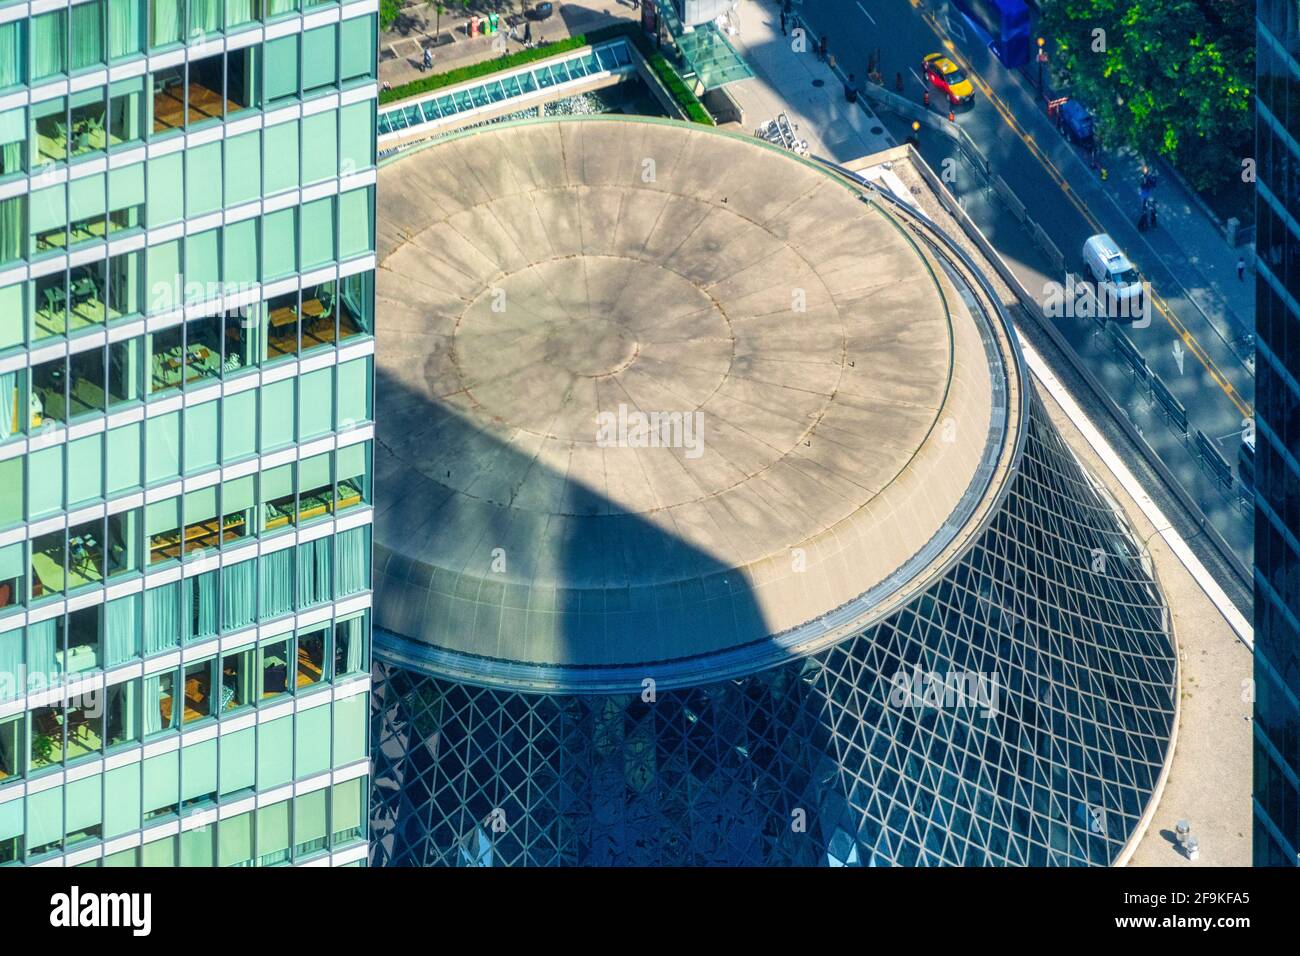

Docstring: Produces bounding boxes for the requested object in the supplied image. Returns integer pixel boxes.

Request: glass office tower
[1255,0,1300,866]
[0,0,377,866]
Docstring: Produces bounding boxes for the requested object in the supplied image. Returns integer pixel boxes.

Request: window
[26,785,62,856]
[263,36,299,106]
[297,626,327,688]
[219,810,253,866]
[221,646,254,711]
[67,434,104,506]
[219,726,254,797]
[30,10,68,82]
[64,691,103,761]
[65,775,102,845]
[182,658,216,723]
[259,637,291,700]
[69,346,106,418]
[69,87,107,160]
[185,141,222,218]
[145,409,180,481]
[140,834,176,865]
[331,777,364,846]
[333,612,366,677]
[105,677,140,747]
[257,715,292,789]
[31,528,67,600]
[293,788,327,857]
[106,422,142,492]
[106,508,141,578]
[30,703,64,770]
[109,78,146,148]
[222,478,256,552]
[337,269,373,339]
[146,239,181,315]
[260,465,295,538]
[30,97,68,168]
[183,398,219,474]
[143,668,178,736]
[71,2,107,72]
[336,441,370,511]
[261,208,297,281]
[27,445,63,519]
[340,15,376,84]
[339,100,375,174]
[263,121,298,194]
[142,748,179,821]
[186,52,225,129]
[108,248,145,321]
[301,110,337,185]
[181,737,217,807]
[109,0,145,61]
[0,23,25,92]
[338,187,374,259]
[222,388,257,462]
[298,368,332,440]
[179,824,215,866]
[224,131,261,206]
[146,496,180,564]
[332,692,367,765]
[149,0,184,50]
[299,196,334,270]
[144,581,180,653]
[0,714,23,783]
[298,452,331,523]
[104,763,141,838]
[259,381,294,450]
[0,795,21,862]
[301,25,337,95]
[256,800,290,866]
[147,151,184,226]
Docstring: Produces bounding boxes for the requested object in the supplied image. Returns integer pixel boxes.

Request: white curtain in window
[338,615,361,675]
[0,371,16,441]
[144,583,179,654]
[336,526,367,596]
[0,24,22,89]
[149,0,181,48]
[105,594,140,666]
[0,628,21,700]
[259,548,294,619]
[221,559,256,631]
[26,619,60,689]
[109,0,143,60]
[186,572,218,642]
[142,674,162,735]
[0,197,22,266]
[296,538,331,608]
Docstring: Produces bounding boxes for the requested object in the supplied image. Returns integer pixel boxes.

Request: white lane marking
[856,2,876,24]
[1019,334,1254,648]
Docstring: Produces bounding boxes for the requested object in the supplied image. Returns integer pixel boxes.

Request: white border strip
[1019,334,1253,648]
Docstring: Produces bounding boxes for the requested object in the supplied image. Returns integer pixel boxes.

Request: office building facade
[0,0,378,866]
[1254,0,1300,866]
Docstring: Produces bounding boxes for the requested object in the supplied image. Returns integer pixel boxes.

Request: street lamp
[1036,36,1047,92]
[908,120,920,146]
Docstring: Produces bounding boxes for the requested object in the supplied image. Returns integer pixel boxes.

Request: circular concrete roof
[372,118,1007,685]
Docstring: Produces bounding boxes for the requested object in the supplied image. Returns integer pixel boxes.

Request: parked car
[922,53,975,107]
[1058,99,1094,147]
[526,1,554,21]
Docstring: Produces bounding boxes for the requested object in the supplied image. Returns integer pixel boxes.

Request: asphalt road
[796,0,1254,572]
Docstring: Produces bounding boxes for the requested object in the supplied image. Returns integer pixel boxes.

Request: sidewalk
[379,0,638,90]
[724,1,894,162]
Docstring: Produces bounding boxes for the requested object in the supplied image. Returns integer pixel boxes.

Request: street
[793,0,1255,572]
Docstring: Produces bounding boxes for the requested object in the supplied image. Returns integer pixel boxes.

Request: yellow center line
[919,11,1253,420]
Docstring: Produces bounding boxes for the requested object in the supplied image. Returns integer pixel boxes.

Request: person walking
[780,9,787,35]
[1237,257,1246,281]
[845,73,858,104]
[1148,200,1157,229]
[422,46,433,72]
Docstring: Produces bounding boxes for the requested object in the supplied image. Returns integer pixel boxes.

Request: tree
[380,0,403,31]
[1039,0,1253,193]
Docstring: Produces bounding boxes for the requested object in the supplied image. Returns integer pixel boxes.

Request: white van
[1081,233,1144,321]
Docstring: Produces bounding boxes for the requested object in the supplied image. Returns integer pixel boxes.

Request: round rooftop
[372,118,1011,688]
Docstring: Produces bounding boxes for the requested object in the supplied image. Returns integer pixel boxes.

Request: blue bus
[952,0,1033,68]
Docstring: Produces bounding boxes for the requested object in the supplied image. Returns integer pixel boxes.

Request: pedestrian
[1237,257,1246,281]
[845,73,858,104]
[780,10,787,35]
[422,46,432,72]
[818,36,828,62]
[1148,200,1157,229]
[1137,208,1149,232]
[895,71,904,92]
[524,20,532,45]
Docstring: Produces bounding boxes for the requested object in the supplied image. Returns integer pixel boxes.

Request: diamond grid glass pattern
[370,392,1176,867]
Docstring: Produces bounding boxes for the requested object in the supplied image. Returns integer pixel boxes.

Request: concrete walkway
[380,0,638,90]
[723,0,894,162]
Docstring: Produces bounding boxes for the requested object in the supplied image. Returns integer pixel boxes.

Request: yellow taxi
[922,53,975,107]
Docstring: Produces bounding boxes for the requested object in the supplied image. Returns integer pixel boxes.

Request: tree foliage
[1039,0,1253,192]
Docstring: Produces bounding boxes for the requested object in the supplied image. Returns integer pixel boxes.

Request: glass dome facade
[370,392,1176,867]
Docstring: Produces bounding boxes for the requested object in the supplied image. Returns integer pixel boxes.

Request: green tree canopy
[1040,0,1253,193]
